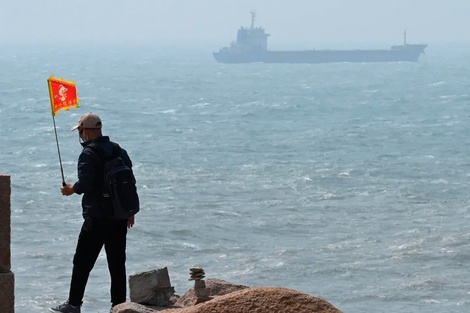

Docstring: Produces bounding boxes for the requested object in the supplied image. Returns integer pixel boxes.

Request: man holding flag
[50,113,135,313]
[47,78,136,313]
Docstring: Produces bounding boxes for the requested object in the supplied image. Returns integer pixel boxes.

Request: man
[50,112,135,313]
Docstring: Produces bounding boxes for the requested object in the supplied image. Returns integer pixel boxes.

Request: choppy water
[2,43,470,313]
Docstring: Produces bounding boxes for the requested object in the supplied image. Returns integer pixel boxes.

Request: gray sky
[1,0,469,48]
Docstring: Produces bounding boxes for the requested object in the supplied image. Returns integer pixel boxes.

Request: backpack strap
[86,141,122,217]
[110,142,122,159]
[88,141,121,163]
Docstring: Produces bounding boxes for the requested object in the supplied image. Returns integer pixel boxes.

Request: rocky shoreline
[114,277,343,313]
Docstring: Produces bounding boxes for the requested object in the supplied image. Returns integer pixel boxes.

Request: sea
[1,43,470,313]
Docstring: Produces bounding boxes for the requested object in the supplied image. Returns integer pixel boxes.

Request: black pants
[68,218,128,307]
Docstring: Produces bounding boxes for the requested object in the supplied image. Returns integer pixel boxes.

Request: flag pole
[52,113,66,186]
[47,77,66,187]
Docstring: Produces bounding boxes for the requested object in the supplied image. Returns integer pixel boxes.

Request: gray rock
[112,302,155,313]
[129,267,175,306]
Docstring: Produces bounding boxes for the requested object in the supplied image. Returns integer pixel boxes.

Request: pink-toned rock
[169,287,343,313]
[115,286,342,313]
[205,278,249,297]
[175,278,249,307]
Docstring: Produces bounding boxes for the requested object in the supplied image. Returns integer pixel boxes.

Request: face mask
[79,129,87,144]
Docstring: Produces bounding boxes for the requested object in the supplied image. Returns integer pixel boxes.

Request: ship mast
[250,11,256,29]
[404,29,407,45]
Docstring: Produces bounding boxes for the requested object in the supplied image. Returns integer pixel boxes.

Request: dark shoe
[49,301,81,313]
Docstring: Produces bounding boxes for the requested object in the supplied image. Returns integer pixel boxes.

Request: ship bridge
[234,11,270,51]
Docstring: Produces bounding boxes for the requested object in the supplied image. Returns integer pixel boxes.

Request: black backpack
[89,142,140,219]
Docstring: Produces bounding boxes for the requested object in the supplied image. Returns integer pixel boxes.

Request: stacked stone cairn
[189,267,210,301]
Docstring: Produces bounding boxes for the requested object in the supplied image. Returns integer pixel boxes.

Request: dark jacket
[73,136,133,219]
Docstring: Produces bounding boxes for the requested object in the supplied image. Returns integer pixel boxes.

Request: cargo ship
[213,12,427,64]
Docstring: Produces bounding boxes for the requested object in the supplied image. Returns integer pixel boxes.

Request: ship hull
[213,45,427,64]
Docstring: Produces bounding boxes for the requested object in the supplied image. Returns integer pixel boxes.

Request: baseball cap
[71,112,102,131]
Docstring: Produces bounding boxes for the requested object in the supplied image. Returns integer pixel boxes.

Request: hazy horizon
[1,0,470,49]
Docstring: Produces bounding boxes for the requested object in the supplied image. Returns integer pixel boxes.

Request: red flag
[47,76,79,116]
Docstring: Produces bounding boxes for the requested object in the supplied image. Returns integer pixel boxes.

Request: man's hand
[61,183,75,196]
[127,216,135,228]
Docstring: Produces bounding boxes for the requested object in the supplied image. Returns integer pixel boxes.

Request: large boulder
[170,287,343,313]
[114,285,343,313]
